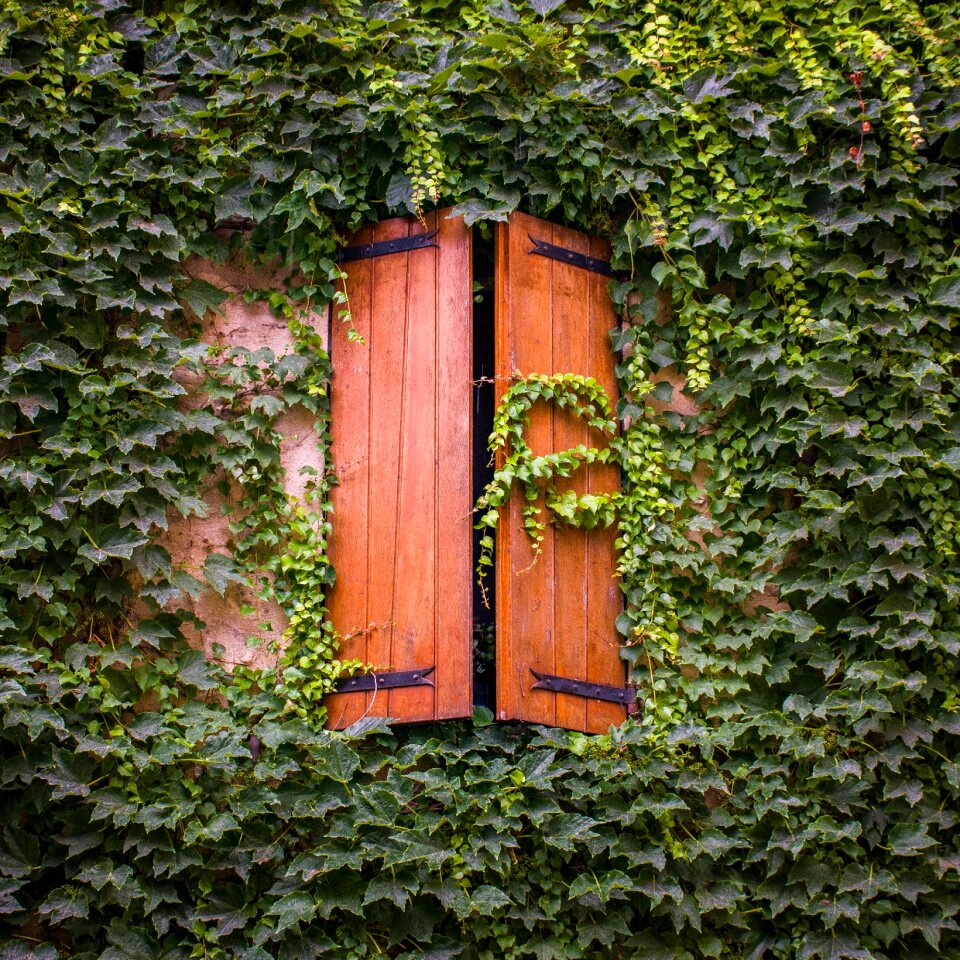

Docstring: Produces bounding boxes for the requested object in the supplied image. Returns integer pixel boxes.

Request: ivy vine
[474,373,618,591]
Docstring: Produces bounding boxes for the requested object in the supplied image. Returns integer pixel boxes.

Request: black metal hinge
[334,666,435,693]
[339,230,439,264]
[528,235,616,278]
[530,668,639,714]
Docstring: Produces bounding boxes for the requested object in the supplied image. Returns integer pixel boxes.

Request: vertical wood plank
[585,232,626,733]
[436,212,474,719]
[389,214,438,720]
[364,216,411,720]
[495,212,625,734]
[496,212,556,727]
[326,210,472,727]
[551,221,591,733]
[325,223,374,729]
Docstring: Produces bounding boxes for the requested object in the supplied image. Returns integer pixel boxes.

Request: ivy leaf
[76,860,135,892]
[468,884,512,914]
[363,873,417,909]
[528,0,565,14]
[450,198,513,225]
[180,279,228,318]
[266,891,316,931]
[689,212,734,249]
[929,276,960,306]
[203,552,250,596]
[0,828,38,879]
[809,362,854,397]
[798,931,872,960]
[683,69,734,104]
[36,749,91,800]
[178,651,220,691]
[0,943,58,960]
[887,822,937,855]
[10,389,57,421]
[38,886,92,923]
[78,526,150,564]
[313,739,361,783]
[543,814,599,851]
[100,923,160,960]
[386,172,414,213]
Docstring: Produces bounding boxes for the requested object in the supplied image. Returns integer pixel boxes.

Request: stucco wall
[163,255,328,671]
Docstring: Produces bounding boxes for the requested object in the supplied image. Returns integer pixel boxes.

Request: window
[324,210,629,734]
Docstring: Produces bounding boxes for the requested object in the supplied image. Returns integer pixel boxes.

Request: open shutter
[494,212,628,734]
[325,210,472,728]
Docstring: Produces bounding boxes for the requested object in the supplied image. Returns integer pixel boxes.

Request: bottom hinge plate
[334,666,435,694]
[530,668,640,714]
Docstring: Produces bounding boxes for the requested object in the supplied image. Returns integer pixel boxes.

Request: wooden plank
[435,212,474,719]
[364,216,411,720]
[585,231,626,733]
[496,212,556,727]
[551,221,591,733]
[326,211,472,727]
[325,223,374,729]
[495,212,625,734]
[388,214,438,720]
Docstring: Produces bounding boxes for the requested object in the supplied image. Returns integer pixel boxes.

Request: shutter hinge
[530,668,640,714]
[527,234,616,278]
[339,230,439,263]
[334,666,435,693]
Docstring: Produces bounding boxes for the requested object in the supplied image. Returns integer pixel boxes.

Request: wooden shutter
[325,210,472,728]
[494,212,627,734]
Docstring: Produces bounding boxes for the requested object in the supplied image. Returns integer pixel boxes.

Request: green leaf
[468,885,512,914]
[78,526,150,564]
[529,0,565,13]
[887,822,937,855]
[266,891,316,931]
[203,552,251,596]
[180,279,229,318]
[363,873,417,908]
[313,739,361,783]
[178,650,220,690]
[929,275,960,306]
[683,69,734,103]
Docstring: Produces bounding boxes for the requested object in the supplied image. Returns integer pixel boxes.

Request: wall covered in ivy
[0,1,958,957]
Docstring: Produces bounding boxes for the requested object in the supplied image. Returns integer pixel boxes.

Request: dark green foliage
[1,0,959,956]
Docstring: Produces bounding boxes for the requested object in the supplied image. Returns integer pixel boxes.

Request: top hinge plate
[527,235,617,278]
[339,230,439,263]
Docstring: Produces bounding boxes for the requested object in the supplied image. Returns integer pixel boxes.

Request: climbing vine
[474,373,618,591]
[1,0,959,957]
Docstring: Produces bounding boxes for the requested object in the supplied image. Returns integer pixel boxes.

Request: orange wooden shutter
[494,212,627,734]
[325,210,472,728]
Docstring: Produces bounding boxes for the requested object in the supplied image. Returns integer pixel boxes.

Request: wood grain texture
[326,210,472,728]
[495,212,625,735]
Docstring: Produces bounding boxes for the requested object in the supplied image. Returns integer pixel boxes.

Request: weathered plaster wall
[163,255,327,671]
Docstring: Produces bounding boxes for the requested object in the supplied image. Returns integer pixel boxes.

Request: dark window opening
[472,232,496,710]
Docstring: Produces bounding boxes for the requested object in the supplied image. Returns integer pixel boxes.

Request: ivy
[474,373,618,591]
[1,0,959,957]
